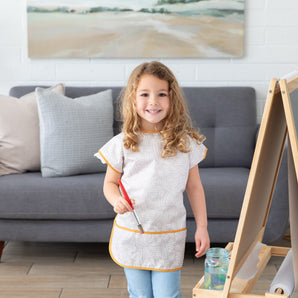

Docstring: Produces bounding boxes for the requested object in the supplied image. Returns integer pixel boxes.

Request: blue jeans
[124,268,183,298]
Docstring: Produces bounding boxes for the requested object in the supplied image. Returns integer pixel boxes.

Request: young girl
[95,61,209,298]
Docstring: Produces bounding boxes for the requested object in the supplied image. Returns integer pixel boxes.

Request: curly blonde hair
[120,61,205,158]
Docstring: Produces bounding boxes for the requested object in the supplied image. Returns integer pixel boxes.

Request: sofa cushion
[36,88,113,177]
[184,87,257,168]
[184,167,250,219]
[0,168,248,221]
[0,172,114,220]
[0,84,65,176]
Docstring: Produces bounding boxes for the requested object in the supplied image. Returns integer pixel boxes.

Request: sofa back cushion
[10,86,256,169]
[184,87,257,168]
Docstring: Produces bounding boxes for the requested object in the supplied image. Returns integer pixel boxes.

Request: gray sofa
[0,85,289,259]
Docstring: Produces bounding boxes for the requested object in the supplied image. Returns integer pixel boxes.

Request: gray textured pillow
[36,87,113,177]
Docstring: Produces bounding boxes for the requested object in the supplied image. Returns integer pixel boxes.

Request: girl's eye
[140,93,149,97]
[159,93,168,97]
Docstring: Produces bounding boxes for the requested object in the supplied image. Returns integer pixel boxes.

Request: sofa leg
[0,241,5,261]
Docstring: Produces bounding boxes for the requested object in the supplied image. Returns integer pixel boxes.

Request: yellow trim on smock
[139,129,161,134]
[97,150,122,174]
[202,147,208,161]
[115,221,186,234]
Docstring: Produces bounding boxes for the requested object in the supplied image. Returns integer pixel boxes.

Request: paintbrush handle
[118,179,134,209]
[118,179,144,234]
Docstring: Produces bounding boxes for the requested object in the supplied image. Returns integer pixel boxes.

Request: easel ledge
[193,243,291,298]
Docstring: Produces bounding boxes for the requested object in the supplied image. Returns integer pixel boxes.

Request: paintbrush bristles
[138,225,144,234]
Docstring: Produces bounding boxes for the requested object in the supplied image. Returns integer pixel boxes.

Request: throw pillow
[0,84,65,176]
[36,87,113,177]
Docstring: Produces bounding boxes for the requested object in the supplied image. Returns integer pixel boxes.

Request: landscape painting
[27,0,245,58]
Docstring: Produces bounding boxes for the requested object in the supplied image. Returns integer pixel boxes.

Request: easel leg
[288,144,298,286]
[0,241,5,261]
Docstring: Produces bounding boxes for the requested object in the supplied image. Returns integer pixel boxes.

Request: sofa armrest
[263,143,289,243]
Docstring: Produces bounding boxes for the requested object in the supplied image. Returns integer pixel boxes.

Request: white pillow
[0,84,65,176]
[36,87,114,177]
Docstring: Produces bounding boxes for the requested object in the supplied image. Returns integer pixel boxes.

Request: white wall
[0,0,297,121]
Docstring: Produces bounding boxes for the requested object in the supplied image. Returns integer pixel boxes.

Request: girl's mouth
[146,109,161,114]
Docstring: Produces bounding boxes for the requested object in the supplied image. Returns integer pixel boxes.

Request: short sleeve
[94,133,124,174]
[188,137,207,169]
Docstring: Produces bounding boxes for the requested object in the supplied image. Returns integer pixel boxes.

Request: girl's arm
[186,165,210,258]
[103,166,134,214]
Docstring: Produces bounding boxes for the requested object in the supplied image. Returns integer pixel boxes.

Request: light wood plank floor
[0,234,296,298]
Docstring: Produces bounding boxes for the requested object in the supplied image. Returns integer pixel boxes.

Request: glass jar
[204,247,229,290]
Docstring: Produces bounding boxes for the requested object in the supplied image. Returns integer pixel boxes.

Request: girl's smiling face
[135,74,170,132]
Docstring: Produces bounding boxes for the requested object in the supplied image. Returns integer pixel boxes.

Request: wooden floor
[0,234,296,298]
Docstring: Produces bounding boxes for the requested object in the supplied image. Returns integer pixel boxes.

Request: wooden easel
[193,73,298,297]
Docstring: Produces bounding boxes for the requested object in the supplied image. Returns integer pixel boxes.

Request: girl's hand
[113,197,135,214]
[194,227,210,258]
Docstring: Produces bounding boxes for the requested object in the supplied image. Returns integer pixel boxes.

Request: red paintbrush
[118,179,144,234]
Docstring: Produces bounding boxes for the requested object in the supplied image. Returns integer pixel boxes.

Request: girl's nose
[149,94,158,105]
